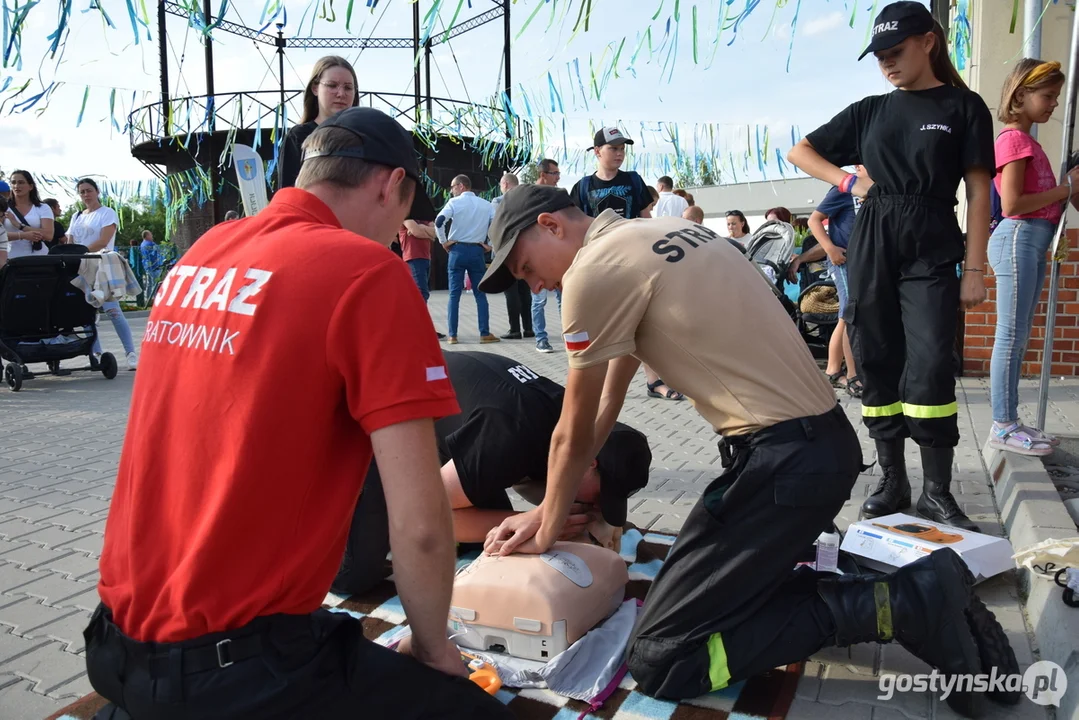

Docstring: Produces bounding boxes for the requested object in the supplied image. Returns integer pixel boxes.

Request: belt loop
[168,646,183,703]
[718,438,732,469]
[801,418,815,441]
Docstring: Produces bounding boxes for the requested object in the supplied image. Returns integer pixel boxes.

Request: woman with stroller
[725,210,750,247]
[66,179,139,371]
[788,1,994,531]
[3,170,53,260]
[987,59,1079,456]
[0,195,8,267]
[281,56,359,189]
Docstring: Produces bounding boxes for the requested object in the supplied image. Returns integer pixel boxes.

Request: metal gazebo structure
[128,1,533,250]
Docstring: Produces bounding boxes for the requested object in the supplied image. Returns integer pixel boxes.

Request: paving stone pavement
[0,291,1073,719]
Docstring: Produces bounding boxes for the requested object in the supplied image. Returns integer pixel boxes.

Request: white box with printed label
[840,513,1014,583]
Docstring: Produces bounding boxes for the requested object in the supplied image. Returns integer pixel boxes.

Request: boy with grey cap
[477,184,1018,715]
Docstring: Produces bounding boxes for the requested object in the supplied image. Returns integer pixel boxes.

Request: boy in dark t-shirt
[570,127,653,219]
[571,127,684,403]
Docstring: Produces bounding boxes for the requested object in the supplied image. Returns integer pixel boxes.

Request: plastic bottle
[815,530,840,573]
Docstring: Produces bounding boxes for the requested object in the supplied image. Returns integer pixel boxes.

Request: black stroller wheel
[99,353,118,380]
[5,363,23,391]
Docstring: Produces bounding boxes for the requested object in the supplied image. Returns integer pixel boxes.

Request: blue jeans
[447,244,490,337]
[531,289,562,343]
[988,218,1054,423]
[827,260,849,316]
[92,301,136,355]
[407,258,431,303]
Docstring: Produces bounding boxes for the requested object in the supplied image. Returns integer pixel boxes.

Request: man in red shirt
[86,108,513,719]
[399,217,446,338]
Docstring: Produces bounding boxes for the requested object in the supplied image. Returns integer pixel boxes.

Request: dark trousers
[504,279,534,334]
[85,604,512,720]
[627,406,862,699]
[845,194,963,447]
[332,462,391,596]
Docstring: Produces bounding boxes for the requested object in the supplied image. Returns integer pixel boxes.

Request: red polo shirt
[398,221,433,262]
[98,188,459,643]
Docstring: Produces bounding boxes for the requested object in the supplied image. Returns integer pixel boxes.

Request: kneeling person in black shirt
[333,350,651,596]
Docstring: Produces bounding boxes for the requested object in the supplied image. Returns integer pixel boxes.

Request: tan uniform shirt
[561,210,837,436]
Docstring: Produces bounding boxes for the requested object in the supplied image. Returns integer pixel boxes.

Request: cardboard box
[840,513,1014,583]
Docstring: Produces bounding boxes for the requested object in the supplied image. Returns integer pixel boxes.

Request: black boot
[861,439,911,518]
[818,549,1020,717]
[916,447,979,531]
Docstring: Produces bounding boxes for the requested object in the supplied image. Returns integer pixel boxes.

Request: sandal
[1019,424,1061,447]
[989,423,1052,457]
[647,379,684,401]
[845,375,863,399]
[826,370,846,388]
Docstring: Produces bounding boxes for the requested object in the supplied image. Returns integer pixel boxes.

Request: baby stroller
[793,249,840,362]
[0,247,119,391]
[743,220,796,297]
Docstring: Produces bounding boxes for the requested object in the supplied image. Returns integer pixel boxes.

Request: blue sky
[0,0,912,189]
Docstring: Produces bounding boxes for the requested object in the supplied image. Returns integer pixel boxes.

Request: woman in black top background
[280,56,359,188]
[788,1,994,531]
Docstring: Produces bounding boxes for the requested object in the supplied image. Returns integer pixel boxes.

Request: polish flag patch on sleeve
[426,366,448,381]
[563,331,591,351]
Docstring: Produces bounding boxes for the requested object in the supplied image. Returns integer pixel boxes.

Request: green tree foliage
[697,158,717,187]
[518,161,540,185]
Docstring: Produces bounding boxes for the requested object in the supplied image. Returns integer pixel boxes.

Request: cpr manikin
[450,542,628,662]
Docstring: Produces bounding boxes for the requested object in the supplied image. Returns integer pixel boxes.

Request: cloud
[0,125,69,160]
[803,11,845,37]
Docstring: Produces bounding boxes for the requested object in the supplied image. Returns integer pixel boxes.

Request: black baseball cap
[595,424,652,527]
[858,1,935,61]
[478,184,574,294]
[590,126,634,150]
[304,107,437,221]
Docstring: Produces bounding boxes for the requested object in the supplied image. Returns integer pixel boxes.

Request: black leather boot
[916,447,979,532]
[818,549,1020,717]
[860,439,911,518]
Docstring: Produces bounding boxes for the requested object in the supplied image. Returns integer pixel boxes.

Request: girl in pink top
[989,59,1079,455]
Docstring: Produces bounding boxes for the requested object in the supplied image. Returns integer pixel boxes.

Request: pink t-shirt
[993,129,1061,223]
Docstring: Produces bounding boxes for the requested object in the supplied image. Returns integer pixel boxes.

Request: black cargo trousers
[626,405,862,698]
[844,193,965,448]
[85,602,512,718]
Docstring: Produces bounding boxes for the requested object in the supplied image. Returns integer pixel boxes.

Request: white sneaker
[126,352,138,371]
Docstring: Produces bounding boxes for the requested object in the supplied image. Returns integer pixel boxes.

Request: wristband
[839,173,858,194]
[963,268,985,274]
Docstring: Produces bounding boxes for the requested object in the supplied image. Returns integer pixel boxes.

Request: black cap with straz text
[478,184,574,294]
[590,127,634,150]
[858,1,935,61]
[303,107,437,221]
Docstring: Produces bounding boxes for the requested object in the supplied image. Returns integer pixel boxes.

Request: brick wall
[962,229,1079,377]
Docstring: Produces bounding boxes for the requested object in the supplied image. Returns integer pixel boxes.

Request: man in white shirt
[653,176,689,218]
[491,173,518,208]
[435,175,499,344]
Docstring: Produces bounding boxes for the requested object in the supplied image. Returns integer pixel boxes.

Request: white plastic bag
[1011,537,1079,580]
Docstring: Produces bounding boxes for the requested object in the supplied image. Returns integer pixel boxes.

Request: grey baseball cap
[590,127,634,149]
[478,184,574,294]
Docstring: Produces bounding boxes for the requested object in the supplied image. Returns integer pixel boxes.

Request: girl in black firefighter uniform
[789,1,992,531]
